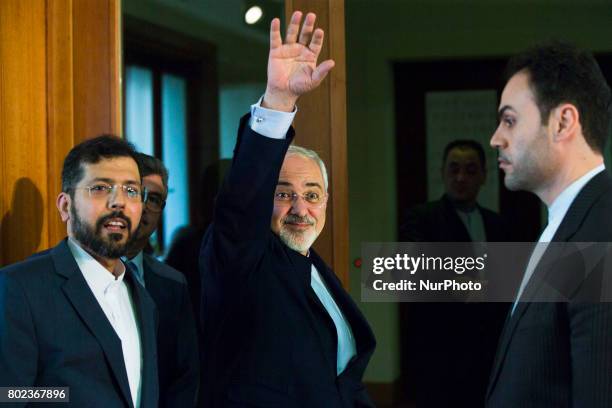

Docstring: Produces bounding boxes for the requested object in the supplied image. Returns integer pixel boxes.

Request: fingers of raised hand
[269,18,282,50]
[312,59,335,85]
[308,28,325,57]
[298,12,316,46]
[285,11,303,44]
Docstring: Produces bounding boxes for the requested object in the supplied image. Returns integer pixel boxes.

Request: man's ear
[551,103,579,143]
[56,192,72,222]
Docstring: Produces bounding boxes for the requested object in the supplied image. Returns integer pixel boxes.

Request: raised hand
[262,11,335,112]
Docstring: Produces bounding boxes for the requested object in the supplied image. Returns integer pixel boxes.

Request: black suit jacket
[486,171,612,407]
[141,254,199,408]
[400,194,509,242]
[199,116,376,407]
[0,240,159,407]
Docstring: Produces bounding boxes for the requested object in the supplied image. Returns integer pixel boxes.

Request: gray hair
[286,145,328,191]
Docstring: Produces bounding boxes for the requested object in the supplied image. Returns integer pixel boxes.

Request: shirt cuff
[248,95,297,139]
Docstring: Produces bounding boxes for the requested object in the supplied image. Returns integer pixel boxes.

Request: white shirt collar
[67,237,127,294]
[540,164,605,242]
[548,164,605,222]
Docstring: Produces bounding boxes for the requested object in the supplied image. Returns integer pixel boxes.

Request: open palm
[264,12,335,111]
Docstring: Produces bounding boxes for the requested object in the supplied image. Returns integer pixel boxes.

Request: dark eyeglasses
[144,191,166,212]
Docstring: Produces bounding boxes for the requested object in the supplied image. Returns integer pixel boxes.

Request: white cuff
[248,96,297,139]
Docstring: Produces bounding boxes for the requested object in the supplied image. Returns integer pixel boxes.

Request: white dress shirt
[67,238,143,407]
[249,97,357,374]
[511,164,606,314]
[311,264,357,374]
[249,96,296,139]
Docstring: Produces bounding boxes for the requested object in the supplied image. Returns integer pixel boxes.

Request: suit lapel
[441,195,472,242]
[141,256,156,288]
[479,206,500,242]
[550,171,612,242]
[51,241,134,408]
[487,170,612,398]
[273,239,337,376]
[310,250,376,359]
[486,278,536,397]
[125,263,159,408]
[487,247,565,397]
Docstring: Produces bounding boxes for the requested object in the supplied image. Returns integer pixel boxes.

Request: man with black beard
[0,135,159,407]
[70,198,134,259]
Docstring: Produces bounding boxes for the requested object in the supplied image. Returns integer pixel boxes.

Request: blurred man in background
[400,140,509,407]
[125,153,199,408]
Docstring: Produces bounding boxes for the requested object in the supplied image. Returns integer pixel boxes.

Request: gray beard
[279,226,318,253]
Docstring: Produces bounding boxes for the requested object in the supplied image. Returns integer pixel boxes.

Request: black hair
[136,153,169,193]
[61,135,141,196]
[504,41,612,153]
[443,140,486,170]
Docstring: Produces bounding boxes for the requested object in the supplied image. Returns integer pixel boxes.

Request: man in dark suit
[124,153,199,408]
[487,42,612,407]
[401,140,508,243]
[199,11,376,407]
[400,140,509,407]
[0,136,158,407]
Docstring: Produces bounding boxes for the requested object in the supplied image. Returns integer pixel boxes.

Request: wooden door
[0,0,121,266]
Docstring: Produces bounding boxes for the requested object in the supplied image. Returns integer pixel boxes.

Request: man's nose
[490,126,505,149]
[108,186,126,209]
[290,197,309,217]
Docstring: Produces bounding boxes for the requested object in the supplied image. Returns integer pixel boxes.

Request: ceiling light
[245,5,263,25]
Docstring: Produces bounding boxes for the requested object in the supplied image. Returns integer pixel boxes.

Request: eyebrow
[305,182,323,190]
[147,191,164,198]
[497,105,516,120]
[89,177,140,186]
[276,181,323,190]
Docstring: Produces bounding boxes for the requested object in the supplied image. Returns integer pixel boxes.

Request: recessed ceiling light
[245,5,263,25]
